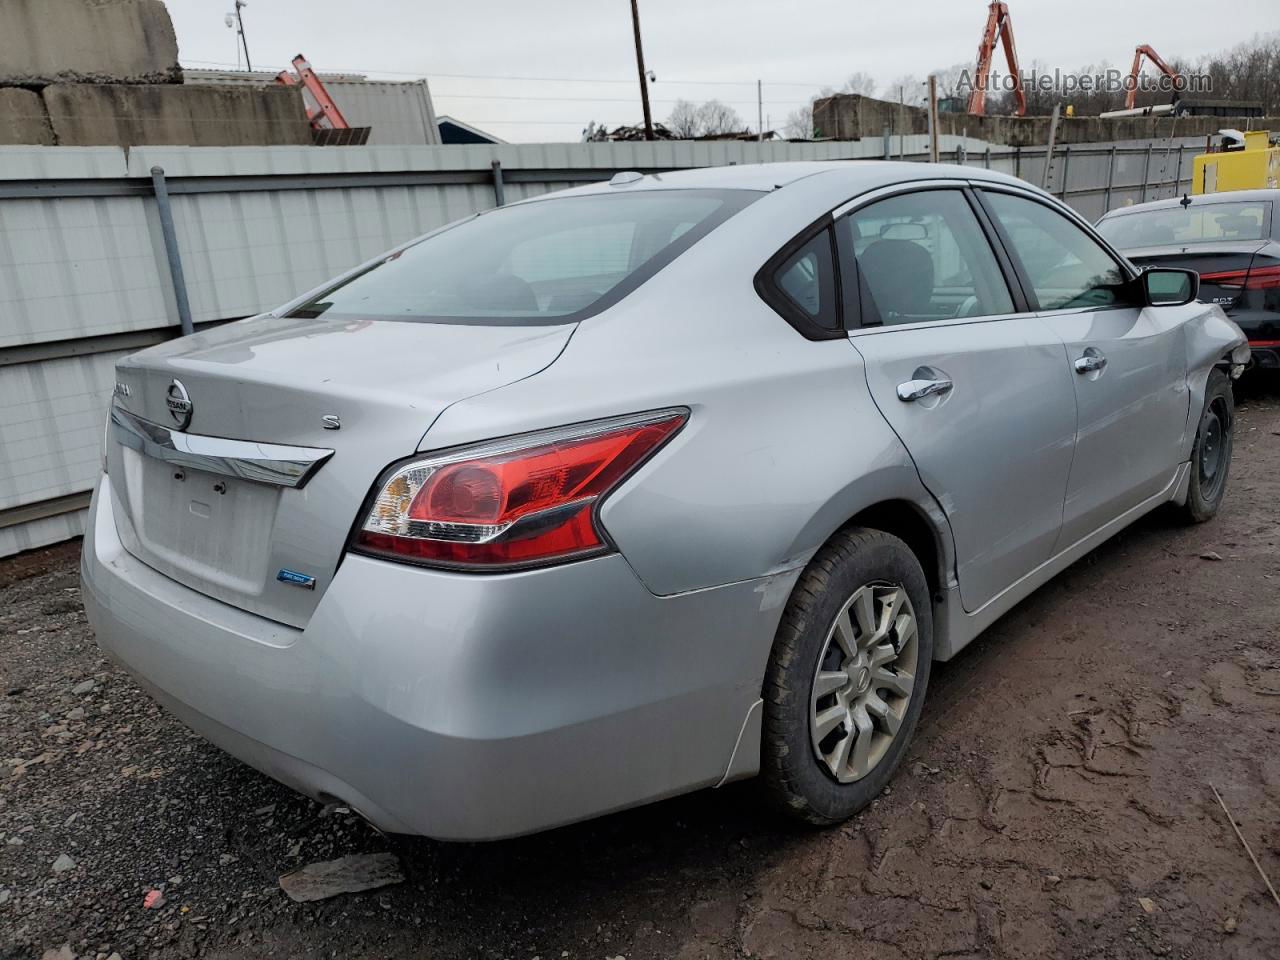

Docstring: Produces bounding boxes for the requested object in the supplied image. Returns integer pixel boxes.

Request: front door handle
[1074,352,1108,374]
[897,377,954,402]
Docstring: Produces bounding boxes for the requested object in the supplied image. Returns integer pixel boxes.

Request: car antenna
[1180,193,1192,209]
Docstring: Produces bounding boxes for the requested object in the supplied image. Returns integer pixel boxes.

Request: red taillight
[353,409,688,570]
[1199,265,1280,290]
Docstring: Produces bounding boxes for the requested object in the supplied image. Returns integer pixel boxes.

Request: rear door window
[290,189,757,324]
[840,189,1014,325]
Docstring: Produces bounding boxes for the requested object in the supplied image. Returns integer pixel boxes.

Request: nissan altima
[82,161,1249,839]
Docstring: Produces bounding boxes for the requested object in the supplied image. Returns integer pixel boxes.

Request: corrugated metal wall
[0,133,1197,556]
[322,80,441,146]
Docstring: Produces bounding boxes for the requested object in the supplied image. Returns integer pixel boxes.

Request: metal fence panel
[0,350,123,512]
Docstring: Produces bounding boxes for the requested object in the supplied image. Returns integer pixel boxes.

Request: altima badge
[276,569,317,590]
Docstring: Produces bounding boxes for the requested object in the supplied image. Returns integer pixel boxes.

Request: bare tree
[885,74,925,106]
[664,99,744,138]
[665,100,701,138]
[931,62,973,100]
[783,104,814,139]
[695,100,744,136]
[842,71,879,98]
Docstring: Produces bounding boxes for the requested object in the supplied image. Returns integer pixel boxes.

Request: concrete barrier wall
[0,89,54,146]
[0,0,181,87]
[40,84,313,147]
[814,93,1276,148]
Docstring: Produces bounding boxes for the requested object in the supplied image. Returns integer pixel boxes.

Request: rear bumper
[1245,342,1280,369]
[81,475,790,840]
[1227,310,1280,368]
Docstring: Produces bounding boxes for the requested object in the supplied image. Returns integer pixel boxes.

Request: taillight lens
[353,409,688,570]
[1200,265,1280,290]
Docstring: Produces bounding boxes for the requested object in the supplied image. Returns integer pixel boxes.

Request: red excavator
[1124,45,1181,110]
[967,1,1026,116]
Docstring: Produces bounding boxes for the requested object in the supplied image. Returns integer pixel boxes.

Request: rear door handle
[897,378,954,402]
[1074,352,1108,374]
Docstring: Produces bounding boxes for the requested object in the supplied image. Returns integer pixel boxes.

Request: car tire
[1181,368,1234,524]
[761,527,933,826]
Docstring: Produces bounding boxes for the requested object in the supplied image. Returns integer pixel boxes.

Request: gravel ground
[2,381,1279,960]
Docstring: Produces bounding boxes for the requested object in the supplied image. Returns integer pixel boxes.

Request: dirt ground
[2,382,1278,960]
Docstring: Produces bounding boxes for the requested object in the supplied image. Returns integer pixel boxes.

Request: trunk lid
[1123,239,1269,312]
[107,314,575,627]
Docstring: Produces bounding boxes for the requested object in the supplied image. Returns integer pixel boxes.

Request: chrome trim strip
[110,405,334,489]
[830,177,972,220]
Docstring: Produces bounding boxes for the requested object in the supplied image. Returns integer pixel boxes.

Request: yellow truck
[1193,130,1280,194]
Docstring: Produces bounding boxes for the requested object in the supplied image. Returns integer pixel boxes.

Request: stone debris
[51,853,76,873]
[278,852,404,903]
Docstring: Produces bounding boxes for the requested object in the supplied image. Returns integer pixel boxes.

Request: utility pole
[927,75,940,163]
[757,80,763,142]
[629,0,654,141]
[234,1,252,72]
[898,85,905,158]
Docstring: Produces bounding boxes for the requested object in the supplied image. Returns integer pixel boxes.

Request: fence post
[1140,144,1153,202]
[491,160,506,207]
[149,166,194,338]
[1058,145,1071,200]
[883,124,892,160]
[1015,145,1022,180]
[1040,103,1061,190]
[1103,146,1117,212]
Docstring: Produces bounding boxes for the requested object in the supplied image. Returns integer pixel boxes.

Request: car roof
[1099,188,1280,218]
[544,160,1031,199]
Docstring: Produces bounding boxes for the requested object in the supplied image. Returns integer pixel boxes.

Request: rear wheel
[761,528,933,825]
[1181,368,1234,523]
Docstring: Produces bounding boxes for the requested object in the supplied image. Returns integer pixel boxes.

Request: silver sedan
[82,161,1248,839]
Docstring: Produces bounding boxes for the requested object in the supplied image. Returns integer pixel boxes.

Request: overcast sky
[166,0,1277,142]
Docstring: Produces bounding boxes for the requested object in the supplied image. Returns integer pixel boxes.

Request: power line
[432,92,812,106]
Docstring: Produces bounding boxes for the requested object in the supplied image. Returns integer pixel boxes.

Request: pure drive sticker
[276,569,317,590]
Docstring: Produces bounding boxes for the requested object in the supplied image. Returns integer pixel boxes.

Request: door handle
[897,378,954,402]
[1074,353,1108,374]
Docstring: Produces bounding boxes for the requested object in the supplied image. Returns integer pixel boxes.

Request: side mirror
[1142,267,1199,307]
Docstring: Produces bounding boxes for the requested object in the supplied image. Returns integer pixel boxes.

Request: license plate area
[121,447,281,597]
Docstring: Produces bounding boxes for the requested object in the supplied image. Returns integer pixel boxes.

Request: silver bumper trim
[110,404,334,489]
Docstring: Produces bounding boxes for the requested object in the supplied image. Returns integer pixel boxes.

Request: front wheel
[761,528,933,825]
[1181,368,1234,524]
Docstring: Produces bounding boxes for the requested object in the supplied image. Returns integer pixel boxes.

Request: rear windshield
[1097,201,1271,249]
[289,189,757,324]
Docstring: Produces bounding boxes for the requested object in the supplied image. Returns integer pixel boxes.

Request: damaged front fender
[1181,301,1249,460]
